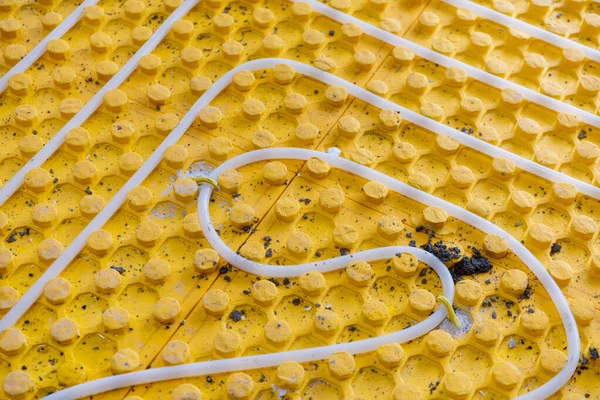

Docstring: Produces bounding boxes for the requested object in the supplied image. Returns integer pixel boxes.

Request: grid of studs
[94,65,600,398]
[145,233,445,365]
[261,0,600,187]
[403,0,600,112]
[4,67,581,399]
[85,134,571,399]
[0,2,191,326]
[0,1,599,398]
[362,47,600,187]
[173,161,566,398]
[0,0,595,306]
[314,95,600,395]
[122,0,392,107]
[4,0,599,295]
[0,0,392,319]
[309,0,429,37]
[0,0,178,69]
[0,0,78,71]
[0,129,277,396]
[0,0,180,187]
[317,94,600,300]
[91,325,574,400]
[0,58,390,398]
[471,0,600,52]
[324,0,600,114]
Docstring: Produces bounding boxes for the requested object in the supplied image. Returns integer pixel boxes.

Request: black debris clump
[110,265,125,274]
[579,353,590,374]
[6,228,31,243]
[229,310,243,322]
[263,236,272,248]
[518,285,533,300]
[412,231,492,282]
[550,242,562,255]
[420,240,462,264]
[450,248,492,281]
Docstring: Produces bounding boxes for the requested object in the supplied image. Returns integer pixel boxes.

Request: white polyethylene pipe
[294,0,600,129]
[0,0,201,207]
[0,0,100,93]
[442,0,600,63]
[197,148,578,400]
[44,148,578,399]
[3,58,591,333]
[1,60,579,400]
[46,246,453,399]
[3,0,600,211]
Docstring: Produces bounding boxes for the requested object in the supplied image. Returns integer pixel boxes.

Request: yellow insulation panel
[0,0,599,399]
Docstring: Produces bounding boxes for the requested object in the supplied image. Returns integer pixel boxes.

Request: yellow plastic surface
[471,0,600,51]
[0,0,78,69]
[0,0,600,399]
[402,0,600,113]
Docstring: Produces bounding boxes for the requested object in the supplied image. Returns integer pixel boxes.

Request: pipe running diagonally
[0,0,202,207]
[295,0,600,129]
[0,0,100,93]
[441,0,600,63]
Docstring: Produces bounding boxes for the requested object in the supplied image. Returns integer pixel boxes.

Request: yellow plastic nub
[437,296,461,328]
[191,177,217,186]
